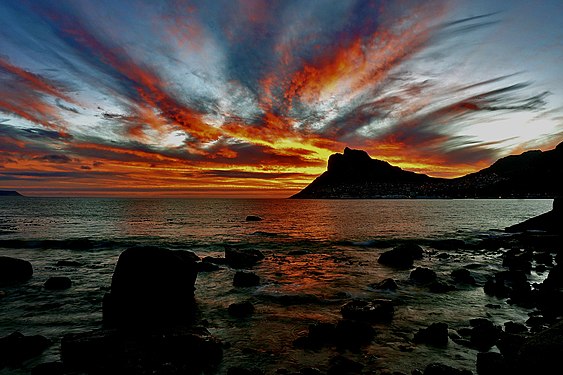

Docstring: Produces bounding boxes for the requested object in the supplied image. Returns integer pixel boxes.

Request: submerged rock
[371,278,398,291]
[0,256,33,284]
[233,271,260,287]
[245,215,263,221]
[225,247,265,269]
[228,301,255,318]
[44,276,72,290]
[0,331,51,368]
[414,323,449,347]
[340,299,394,322]
[451,269,476,285]
[102,246,198,328]
[61,327,222,375]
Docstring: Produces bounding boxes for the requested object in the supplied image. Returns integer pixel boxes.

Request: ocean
[0,198,553,374]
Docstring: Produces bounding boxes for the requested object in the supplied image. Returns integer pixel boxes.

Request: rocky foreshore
[1,200,562,374]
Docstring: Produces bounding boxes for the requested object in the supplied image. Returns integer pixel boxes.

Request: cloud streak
[0,0,561,195]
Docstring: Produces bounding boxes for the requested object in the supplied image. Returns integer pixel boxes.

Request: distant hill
[291,142,563,199]
[0,190,24,197]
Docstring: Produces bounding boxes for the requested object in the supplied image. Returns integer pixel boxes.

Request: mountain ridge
[291,142,563,199]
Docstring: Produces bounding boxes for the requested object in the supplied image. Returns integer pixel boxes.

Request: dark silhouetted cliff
[291,142,563,199]
[0,190,23,197]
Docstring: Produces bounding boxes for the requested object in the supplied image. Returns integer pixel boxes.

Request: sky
[1,0,562,197]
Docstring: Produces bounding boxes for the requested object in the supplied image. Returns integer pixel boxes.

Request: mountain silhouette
[291,142,562,199]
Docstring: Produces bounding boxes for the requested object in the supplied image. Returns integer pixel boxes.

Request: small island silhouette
[292,141,563,199]
[0,190,23,197]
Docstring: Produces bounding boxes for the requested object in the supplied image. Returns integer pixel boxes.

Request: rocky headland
[291,142,563,199]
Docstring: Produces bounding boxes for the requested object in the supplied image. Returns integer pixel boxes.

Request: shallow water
[0,198,553,374]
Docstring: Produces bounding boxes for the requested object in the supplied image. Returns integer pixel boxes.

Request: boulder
[61,327,222,375]
[469,318,501,351]
[504,321,528,334]
[340,299,394,322]
[0,331,51,368]
[196,261,221,272]
[451,269,476,285]
[102,246,198,328]
[476,352,508,375]
[31,361,64,375]
[44,276,72,290]
[414,323,449,347]
[0,256,33,284]
[225,247,265,269]
[516,320,563,374]
[233,271,260,287]
[371,278,398,291]
[228,301,255,318]
[245,215,263,221]
[429,281,456,293]
[410,267,437,284]
[378,243,423,268]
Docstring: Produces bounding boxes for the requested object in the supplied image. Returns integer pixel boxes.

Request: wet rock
[516,320,563,374]
[334,319,376,347]
[228,367,265,375]
[340,299,394,322]
[504,321,528,334]
[378,243,424,268]
[410,267,437,284]
[506,197,562,234]
[476,352,508,375]
[228,301,255,318]
[502,249,532,273]
[327,355,364,375]
[451,269,476,285]
[371,278,398,290]
[225,247,265,269]
[307,322,337,346]
[429,239,466,250]
[533,251,553,266]
[0,290,6,298]
[414,323,449,347]
[31,361,64,375]
[496,332,526,361]
[469,318,501,351]
[233,271,260,287]
[429,281,456,293]
[423,363,473,375]
[0,332,51,368]
[61,327,222,375]
[196,261,221,272]
[102,246,198,328]
[44,276,72,290]
[0,256,33,284]
[55,260,81,267]
[245,215,263,221]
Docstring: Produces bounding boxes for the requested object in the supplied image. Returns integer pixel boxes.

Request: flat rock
[44,276,72,290]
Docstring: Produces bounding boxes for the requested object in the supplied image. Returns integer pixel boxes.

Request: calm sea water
[0,198,553,374]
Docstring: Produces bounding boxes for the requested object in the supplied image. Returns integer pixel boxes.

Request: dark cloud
[196,170,306,179]
[33,154,74,164]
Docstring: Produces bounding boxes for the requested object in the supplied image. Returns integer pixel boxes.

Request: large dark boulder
[44,276,72,290]
[410,267,437,284]
[469,318,501,351]
[102,246,198,328]
[225,247,265,269]
[515,320,563,374]
[0,256,33,284]
[228,301,255,318]
[0,332,51,368]
[61,327,222,375]
[414,323,449,347]
[378,243,424,268]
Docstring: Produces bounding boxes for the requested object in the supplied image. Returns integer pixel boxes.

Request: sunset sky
[1,0,562,197]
